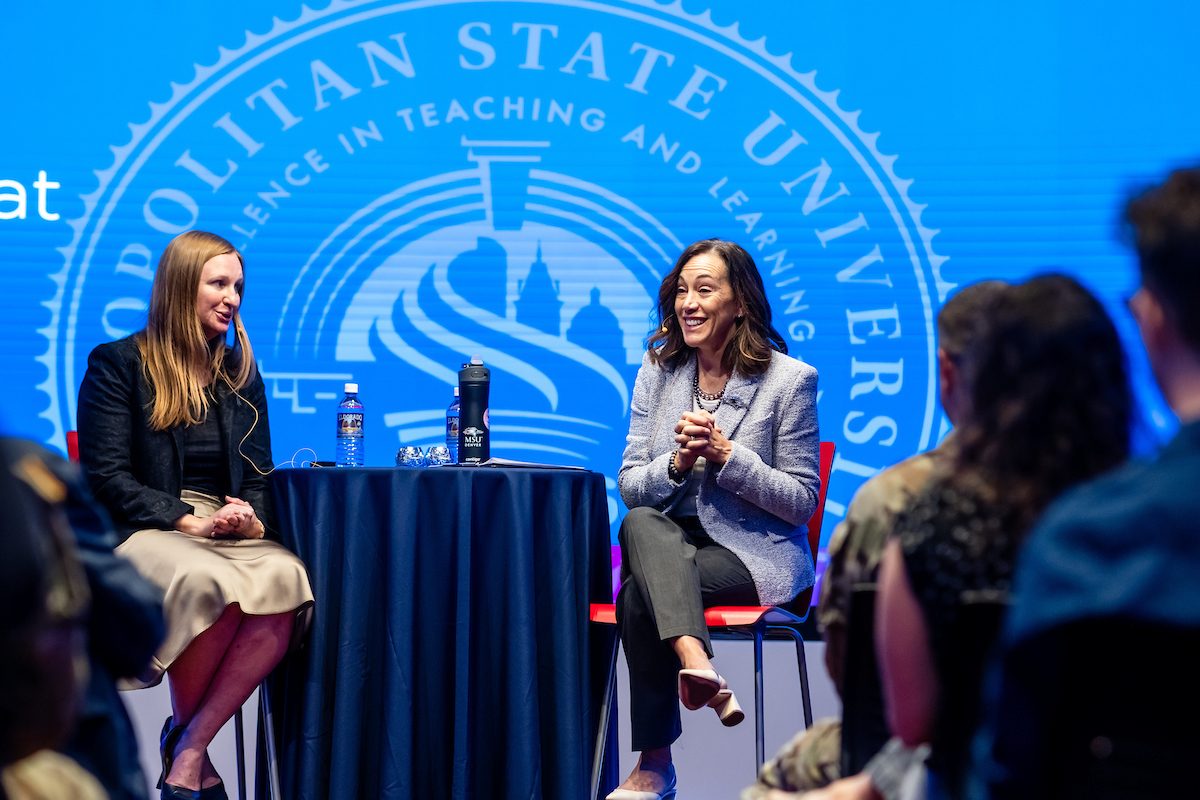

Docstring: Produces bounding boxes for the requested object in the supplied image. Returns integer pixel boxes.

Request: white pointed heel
[708,687,744,727]
[678,668,726,710]
[605,764,677,800]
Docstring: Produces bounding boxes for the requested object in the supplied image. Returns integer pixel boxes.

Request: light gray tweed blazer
[618,349,820,605]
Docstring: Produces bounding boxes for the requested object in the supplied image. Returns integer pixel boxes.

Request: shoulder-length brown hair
[136,230,256,430]
[645,238,787,375]
[949,274,1132,533]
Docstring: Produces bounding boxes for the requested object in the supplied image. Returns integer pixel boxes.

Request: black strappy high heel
[158,716,205,800]
[157,716,181,790]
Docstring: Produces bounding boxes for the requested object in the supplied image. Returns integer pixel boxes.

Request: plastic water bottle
[458,356,490,464]
[335,382,364,467]
[445,386,461,463]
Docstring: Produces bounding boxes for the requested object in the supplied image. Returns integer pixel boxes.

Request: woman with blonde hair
[78,230,313,800]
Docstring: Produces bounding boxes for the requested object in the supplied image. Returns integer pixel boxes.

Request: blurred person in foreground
[0,435,166,800]
[610,238,821,799]
[973,167,1200,799]
[0,439,104,800]
[794,274,1133,800]
[77,230,313,800]
[743,280,1008,799]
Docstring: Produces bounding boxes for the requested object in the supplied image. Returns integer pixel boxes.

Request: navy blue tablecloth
[266,466,615,799]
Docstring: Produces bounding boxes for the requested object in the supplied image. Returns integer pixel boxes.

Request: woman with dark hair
[802,274,1133,800]
[610,238,821,799]
[77,230,314,800]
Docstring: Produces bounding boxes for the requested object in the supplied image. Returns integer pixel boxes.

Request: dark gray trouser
[617,506,759,751]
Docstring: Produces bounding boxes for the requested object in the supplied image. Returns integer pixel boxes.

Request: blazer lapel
[169,425,185,478]
[715,370,762,439]
[666,354,697,444]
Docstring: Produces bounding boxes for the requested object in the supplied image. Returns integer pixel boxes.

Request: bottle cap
[470,355,483,365]
[344,382,359,394]
[454,386,459,396]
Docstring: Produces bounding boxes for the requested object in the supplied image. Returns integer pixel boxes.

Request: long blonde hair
[137,230,255,430]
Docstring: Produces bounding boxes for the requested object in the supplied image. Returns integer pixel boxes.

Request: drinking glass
[395,445,427,467]
[425,444,452,466]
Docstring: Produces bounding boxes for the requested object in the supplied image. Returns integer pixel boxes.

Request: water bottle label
[337,412,364,436]
[446,417,459,440]
[462,426,485,449]
[461,424,487,463]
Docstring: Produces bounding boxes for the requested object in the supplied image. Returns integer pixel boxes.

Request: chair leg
[260,681,283,800]
[795,634,813,728]
[767,624,814,729]
[591,627,620,800]
[753,627,766,773]
[234,706,247,800]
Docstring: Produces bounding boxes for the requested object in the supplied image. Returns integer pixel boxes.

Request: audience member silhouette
[742,280,1007,799]
[0,437,105,800]
[974,167,1200,800]
[7,435,169,800]
[798,274,1133,800]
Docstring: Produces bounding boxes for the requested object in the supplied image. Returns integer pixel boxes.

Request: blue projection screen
[3,1,1197,572]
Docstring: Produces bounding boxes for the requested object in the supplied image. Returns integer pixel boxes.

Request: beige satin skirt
[116,490,314,688]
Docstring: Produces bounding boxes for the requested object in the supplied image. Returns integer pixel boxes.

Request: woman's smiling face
[674,249,741,361]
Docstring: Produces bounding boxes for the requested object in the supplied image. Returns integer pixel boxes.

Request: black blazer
[76,335,276,542]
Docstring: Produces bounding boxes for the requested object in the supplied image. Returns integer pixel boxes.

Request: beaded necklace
[693,367,727,413]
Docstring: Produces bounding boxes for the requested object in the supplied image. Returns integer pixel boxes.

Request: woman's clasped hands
[209,496,263,538]
[176,496,264,539]
[673,410,732,470]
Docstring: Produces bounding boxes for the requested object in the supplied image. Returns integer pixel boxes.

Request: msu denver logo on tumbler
[45,0,947,540]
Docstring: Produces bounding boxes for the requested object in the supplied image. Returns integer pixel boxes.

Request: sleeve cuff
[862,737,930,800]
[714,441,749,487]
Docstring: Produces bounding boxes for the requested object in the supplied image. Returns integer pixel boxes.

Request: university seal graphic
[43,0,949,543]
